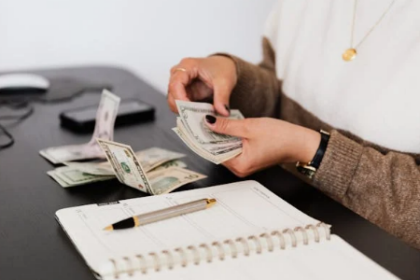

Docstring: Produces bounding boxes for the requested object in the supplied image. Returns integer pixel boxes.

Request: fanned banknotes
[39,89,120,164]
[47,167,114,188]
[48,158,187,189]
[174,101,244,164]
[47,144,203,195]
[96,139,206,195]
[62,147,186,176]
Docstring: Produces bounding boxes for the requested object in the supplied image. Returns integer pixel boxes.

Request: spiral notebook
[55,181,400,280]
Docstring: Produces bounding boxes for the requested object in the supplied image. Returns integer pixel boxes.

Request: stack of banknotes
[48,145,205,195]
[173,100,244,164]
[42,90,206,195]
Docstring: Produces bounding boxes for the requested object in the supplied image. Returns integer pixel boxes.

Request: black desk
[0,67,419,280]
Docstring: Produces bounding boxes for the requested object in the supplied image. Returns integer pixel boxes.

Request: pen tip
[103,225,113,231]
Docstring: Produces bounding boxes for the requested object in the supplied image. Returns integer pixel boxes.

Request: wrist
[292,127,322,163]
[295,129,330,179]
[209,54,238,85]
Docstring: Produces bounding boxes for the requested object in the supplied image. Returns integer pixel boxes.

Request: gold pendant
[342,48,357,61]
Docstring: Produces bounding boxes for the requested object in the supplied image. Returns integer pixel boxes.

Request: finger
[167,93,178,113]
[204,115,248,138]
[168,70,191,102]
[213,81,231,116]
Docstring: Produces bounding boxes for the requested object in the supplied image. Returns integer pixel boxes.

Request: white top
[264,0,420,153]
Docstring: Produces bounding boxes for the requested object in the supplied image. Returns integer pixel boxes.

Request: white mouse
[0,73,50,92]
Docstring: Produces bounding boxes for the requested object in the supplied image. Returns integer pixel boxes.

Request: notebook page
[109,235,398,280]
[56,180,319,277]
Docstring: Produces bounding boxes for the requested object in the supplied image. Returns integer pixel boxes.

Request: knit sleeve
[313,130,420,249]
[213,37,281,118]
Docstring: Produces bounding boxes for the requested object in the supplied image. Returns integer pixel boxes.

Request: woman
[166,0,420,249]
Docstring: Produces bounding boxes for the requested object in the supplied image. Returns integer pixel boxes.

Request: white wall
[0,0,276,93]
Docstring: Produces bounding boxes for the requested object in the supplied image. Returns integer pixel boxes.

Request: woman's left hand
[204,115,321,177]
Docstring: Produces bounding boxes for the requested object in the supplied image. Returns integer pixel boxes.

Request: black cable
[0,104,33,121]
[0,83,108,150]
[0,123,14,150]
[0,101,34,150]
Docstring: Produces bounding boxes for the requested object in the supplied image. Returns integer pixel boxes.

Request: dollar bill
[96,139,152,193]
[96,139,204,195]
[49,160,188,188]
[62,161,115,176]
[176,100,244,144]
[176,117,242,154]
[47,166,114,188]
[172,127,219,164]
[173,127,241,164]
[146,167,206,195]
[40,89,120,164]
[135,147,185,171]
[173,101,244,164]
[63,148,186,176]
[47,170,71,187]
[49,161,200,193]
[150,159,187,171]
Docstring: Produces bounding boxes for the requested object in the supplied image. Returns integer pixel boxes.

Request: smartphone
[60,99,155,133]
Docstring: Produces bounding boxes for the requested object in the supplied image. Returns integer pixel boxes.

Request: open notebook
[56,181,400,280]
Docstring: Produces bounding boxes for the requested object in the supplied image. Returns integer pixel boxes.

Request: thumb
[213,82,231,117]
[204,115,248,138]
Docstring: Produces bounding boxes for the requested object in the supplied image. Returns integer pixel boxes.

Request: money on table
[96,139,153,193]
[96,139,206,195]
[48,140,205,195]
[39,89,120,164]
[47,167,114,188]
[62,147,186,176]
[43,91,207,194]
[48,157,188,189]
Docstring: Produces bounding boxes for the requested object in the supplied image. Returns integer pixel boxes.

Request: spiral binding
[108,222,330,278]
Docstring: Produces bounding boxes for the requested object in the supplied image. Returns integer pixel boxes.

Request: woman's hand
[204,115,321,177]
[167,56,237,116]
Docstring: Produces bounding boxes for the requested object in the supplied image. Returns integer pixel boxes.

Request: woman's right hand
[167,55,237,116]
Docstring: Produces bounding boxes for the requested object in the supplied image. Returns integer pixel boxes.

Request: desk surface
[0,67,419,280]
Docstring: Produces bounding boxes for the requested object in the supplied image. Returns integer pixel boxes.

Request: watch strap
[296,130,330,179]
[311,130,330,169]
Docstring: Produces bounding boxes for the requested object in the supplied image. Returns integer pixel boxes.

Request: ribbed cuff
[313,130,363,198]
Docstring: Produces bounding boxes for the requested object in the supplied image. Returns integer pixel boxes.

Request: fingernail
[205,115,216,124]
[224,104,230,114]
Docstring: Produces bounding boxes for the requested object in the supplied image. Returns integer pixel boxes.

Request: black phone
[60,99,155,133]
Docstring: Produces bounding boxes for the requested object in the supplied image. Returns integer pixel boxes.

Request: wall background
[0,0,276,93]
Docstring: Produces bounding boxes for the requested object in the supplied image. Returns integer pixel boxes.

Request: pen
[104,198,217,231]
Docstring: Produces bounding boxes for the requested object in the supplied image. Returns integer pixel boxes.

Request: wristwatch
[296,130,330,179]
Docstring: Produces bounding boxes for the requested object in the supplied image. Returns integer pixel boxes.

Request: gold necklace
[342,0,397,62]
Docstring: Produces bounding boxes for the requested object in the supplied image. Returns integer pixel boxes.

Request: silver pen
[104,198,216,231]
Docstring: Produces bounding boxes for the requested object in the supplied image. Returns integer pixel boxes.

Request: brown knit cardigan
[221,38,420,250]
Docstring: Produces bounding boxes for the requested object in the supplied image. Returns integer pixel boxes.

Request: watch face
[296,164,316,179]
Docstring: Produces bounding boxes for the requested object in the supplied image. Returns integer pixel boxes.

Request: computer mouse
[0,73,50,94]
